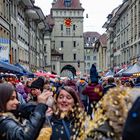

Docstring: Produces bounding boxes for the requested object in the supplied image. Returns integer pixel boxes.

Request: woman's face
[6,91,19,111]
[56,89,74,112]
[31,88,41,96]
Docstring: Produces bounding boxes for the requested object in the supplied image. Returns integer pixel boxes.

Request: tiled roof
[83,32,101,46]
[51,0,84,10]
[83,32,101,38]
[99,34,107,46]
[45,15,54,31]
[46,15,54,26]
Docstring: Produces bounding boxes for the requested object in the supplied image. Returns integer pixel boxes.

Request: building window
[87,62,90,67]
[11,24,13,38]
[86,49,90,53]
[45,56,47,65]
[14,26,16,39]
[93,56,96,60]
[61,41,64,48]
[73,41,76,47]
[61,54,63,60]
[61,24,63,31]
[73,53,76,60]
[44,45,47,52]
[87,56,90,60]
[64,0,71,7]
[15,49,17,63]
[84,56,86,60]
[53,65,55,70]
[66,28,70,35]
[73,24,76,30]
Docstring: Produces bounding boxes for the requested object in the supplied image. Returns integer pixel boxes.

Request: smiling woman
[50,86,86,140]
[0,83,49,140]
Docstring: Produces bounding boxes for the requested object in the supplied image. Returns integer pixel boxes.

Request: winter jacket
[50,115,74,140]
[90,64,99,83]
[0,103,48,140]
[122,97,140,140]
[83,83,103,102]
[88,121,115,140]
[103,83,116,94]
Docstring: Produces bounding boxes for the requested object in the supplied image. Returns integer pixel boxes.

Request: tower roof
[51,0,84,10]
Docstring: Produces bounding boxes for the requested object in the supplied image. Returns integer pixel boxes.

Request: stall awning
[0,60,23,75]
[14,63,35,78]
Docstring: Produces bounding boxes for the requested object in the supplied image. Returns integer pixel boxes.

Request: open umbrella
[34,72,47,77]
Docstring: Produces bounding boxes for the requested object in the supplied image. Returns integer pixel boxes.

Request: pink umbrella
[46,72,58,78]
[34,72,47,77]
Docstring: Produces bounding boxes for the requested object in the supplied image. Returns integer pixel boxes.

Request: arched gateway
[61,65,76,78]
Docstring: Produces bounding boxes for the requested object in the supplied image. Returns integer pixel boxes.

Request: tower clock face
[64,18,72,27]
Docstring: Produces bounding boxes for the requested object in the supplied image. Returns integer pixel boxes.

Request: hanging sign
[0,37,10,62]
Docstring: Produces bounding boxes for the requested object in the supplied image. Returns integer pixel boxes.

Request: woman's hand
[46,107,53,116]
[37,91,53,104]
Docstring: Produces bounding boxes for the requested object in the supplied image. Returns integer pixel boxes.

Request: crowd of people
[0,64,140,140]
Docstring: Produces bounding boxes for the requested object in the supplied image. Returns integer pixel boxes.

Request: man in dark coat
[122,97,140,140]
[90,64,99,83]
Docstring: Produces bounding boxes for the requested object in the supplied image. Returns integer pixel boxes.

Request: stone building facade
[0,0,50,72]
[50,0,85,76]
[94,34,107,72]
[83,32,100,74]
[103,0,140,71]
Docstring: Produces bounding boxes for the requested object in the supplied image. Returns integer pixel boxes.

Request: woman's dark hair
[44,80,50,86]
[0,83,15,112]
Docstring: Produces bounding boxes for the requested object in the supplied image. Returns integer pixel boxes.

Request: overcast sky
[35,0,123,34]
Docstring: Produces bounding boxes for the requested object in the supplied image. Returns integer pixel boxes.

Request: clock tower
[51,0,84,77]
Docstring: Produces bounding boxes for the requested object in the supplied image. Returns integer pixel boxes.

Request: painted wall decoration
[0,37,10,62]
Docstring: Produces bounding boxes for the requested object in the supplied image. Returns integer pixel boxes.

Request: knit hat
[30,77,45,92]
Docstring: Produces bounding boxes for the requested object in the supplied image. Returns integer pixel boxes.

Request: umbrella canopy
[104,70,114,77]
[34,72,47,77]
[114,68,126,77]
[34,71,58,78]
[46,72,58,78]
